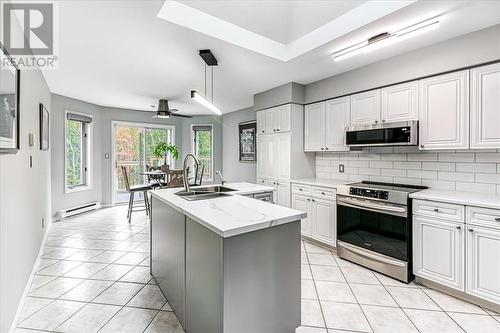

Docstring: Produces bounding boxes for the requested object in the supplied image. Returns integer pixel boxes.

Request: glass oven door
[336,195,409,261]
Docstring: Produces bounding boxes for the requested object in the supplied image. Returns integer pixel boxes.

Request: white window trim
[64,110,93,194]
[110,120,176,204]
[191,123,214,182]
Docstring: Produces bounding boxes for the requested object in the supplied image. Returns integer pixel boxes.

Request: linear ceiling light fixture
[191,49,222,116]
[333,17,440,62]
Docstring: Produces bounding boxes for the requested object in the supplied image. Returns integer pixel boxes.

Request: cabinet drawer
[312,186,336,200]
[466,206,500,230]
[413,200,465,222]
[292,183,311,195]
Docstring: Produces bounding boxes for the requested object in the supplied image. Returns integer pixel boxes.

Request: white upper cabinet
[256,136,265,179]
[381,81,418,123]
[275,105,291,132]
[466,225,500,304]
[325,97,350,151]
[418,70,470,150]
[256,111,266,135]
[304,102,325,151]
[471,63,500,149]
[264,108,276,134]
[413,216,465,291]
[264,135,276,179]
[350,89,381,126]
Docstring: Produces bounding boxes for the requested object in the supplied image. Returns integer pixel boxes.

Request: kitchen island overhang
[150,183,305,333]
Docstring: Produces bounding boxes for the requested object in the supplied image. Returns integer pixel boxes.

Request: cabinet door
[275,104,291,133]
[265,108,276,134]
[256,136,265,179]
[275,133,291,180]
[325,97,350,151]
[471,63,500,148]
[350,89,381,126]
[413,216,465,291]
[276,182,290,208]
[381,81,418,123]
[312,198,336,246]
[256,111,266,135]
[264,135,276,179]
[304,102,325,151]
[292,194,312,237]
[419,70,469,150]
[466,225,500,304]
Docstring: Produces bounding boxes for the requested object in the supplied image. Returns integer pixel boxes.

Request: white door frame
[111,120,175,204]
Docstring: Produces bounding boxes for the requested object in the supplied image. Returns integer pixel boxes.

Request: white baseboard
[9,222,52,333]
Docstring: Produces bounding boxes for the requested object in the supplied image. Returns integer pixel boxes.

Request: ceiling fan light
[191,90,223,115]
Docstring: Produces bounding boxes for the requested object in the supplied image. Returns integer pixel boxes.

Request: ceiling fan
[152,99,192,118]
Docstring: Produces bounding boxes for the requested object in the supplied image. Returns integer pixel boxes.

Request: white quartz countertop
[150,182,305,238]
[410,189,500,210]
[291,178,348,188]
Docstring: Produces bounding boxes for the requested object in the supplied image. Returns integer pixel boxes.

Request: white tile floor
[15,206,500,333]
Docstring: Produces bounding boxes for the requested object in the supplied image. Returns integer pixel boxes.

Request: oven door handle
[338,241,406,268]
[337,197,407,215]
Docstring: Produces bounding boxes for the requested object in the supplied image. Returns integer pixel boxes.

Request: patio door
[112,122,175,203]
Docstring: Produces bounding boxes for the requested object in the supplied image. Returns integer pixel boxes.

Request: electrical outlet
[41,218,45,229]
[339,164,345,173]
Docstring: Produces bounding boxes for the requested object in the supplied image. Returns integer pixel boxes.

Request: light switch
[339,164,344,173]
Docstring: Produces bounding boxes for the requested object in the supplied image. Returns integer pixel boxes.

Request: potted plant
[153,142,179,172]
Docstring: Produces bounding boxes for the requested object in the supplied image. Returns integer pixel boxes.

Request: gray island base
[150,185,304,333]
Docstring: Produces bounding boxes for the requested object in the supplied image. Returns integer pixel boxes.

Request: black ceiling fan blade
[170,113,192,118]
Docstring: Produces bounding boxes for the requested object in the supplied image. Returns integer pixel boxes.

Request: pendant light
[191,49,222,115]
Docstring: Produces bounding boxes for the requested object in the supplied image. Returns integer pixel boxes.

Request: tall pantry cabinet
[256,104,315,207]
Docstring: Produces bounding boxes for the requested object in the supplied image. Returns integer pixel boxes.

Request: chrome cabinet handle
[374,120,378,124]
[299,188,303,191]
[273,129,276,132]
[468,228,474,232]
[381,119,386,123]
[495,217,500,222]
[307,198,311,201]
[433,208,439,212]
[321,192,325,195]
[420,144,425,148]
[311,199,315,202]
[276,182,280,185]
[321,148,324,150]
[456,226,462,230]
[276,128,280,132]
[325,147,329,150]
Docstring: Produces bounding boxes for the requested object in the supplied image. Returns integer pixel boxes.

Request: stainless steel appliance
[346,120,418,147]
[336,181,427,282]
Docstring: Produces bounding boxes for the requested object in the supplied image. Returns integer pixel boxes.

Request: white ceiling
[41,0,500,116]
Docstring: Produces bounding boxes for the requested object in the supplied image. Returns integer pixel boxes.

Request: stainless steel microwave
[346,121,418,147]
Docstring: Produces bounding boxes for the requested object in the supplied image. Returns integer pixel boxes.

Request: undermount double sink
[175,185,237,201]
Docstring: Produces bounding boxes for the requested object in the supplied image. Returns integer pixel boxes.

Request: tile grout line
[303,242,328,330]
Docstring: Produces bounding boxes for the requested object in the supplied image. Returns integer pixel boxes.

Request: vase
[161,164,170,173]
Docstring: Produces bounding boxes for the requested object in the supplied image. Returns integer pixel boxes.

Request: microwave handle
[337,197,406,214]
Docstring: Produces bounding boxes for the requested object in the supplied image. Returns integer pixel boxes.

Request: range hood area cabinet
[304,62,500,152]
[256,104,315,207]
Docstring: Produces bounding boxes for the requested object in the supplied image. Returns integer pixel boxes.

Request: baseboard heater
[57,202,101,220]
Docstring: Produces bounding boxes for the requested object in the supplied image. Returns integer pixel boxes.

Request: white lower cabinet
[312,198,336,246]
[413,216,465,291]
[292,194,312,237]
[292,185,336,247]
[276,182,290,207]
[466,225,500,304]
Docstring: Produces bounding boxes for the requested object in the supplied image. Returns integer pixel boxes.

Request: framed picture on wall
[39,103,49,151]
[0,43,20,154]
[239,120,256,163]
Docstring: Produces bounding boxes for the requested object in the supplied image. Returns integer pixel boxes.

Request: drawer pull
[433,208,439,212]
[321,192,325,195]
[495,217,500,222]
[311,199,315,202]
[307,198,311,201]
[468,228,474,232]
[456,226,462,230]
[299,188,303,191]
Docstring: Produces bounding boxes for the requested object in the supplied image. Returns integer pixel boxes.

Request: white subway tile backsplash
[393,161,422,170]
[455,182,497,194]
[422,162,455,171]
[438,172,475,182]
[316,151,500,194]
[407,153,438,162]
[476,153,500,163]
[455,163,497,173]
[438,153,475,162]
[407,170,438,180]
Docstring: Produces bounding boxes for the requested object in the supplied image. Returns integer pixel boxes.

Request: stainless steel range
[336,181,427,283]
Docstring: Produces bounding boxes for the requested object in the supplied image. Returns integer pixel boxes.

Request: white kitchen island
[150,182,305,333]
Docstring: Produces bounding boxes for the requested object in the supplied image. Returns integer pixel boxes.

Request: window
[65,111,92,192]
[192,125,213,181]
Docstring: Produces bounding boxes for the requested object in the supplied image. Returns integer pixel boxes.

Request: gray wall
[0,70,52,331]
[222,107,257,183]
[305,25,500,103]
[181,116,223,182]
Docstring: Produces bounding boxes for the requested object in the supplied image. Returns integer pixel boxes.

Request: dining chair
[166,171,184,188]
[145,164,165,188]
[121,166,152,223]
